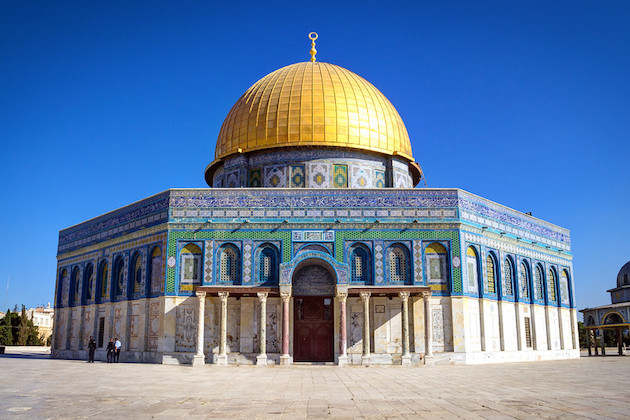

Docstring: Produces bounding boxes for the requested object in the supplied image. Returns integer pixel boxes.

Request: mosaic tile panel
[374,170,385,188]
[413,240,423,284]
[290,165,305,187]
[226,170,240,188]
[242,240,253,284]
[308,163,331,188]
[264,166,287,188]
[204,240,214,284]
[333,164,348,188]
[351,166,372,188]
[249,169,262,187]
[374,241,384,284]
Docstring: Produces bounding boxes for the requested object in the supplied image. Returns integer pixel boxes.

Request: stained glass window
[519,262,529,299]
[548,269,557,302]
[220,246,238,283]
[466,246,478,291]
[503,258,513,296]
[534,265,543,300]
[350,246,369,283]
[389,246,407,283]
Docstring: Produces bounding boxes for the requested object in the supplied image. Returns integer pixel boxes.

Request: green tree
[578,322,587,348]
[0,307,45,346]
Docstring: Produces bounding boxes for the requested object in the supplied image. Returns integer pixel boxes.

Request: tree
[577,322,587,349]
[0,307,44,346]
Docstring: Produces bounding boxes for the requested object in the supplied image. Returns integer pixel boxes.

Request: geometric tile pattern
[242,240,253,283]
[374,241,384,284]
[249,169,262,187]
[308,163,331,188]
[332,164,348,188]
[204,240,214,284]
[413,240,423,285]
[290,165,305,188]
[264,166,286,188]
[351,166,372,188]
[375,170,385,188]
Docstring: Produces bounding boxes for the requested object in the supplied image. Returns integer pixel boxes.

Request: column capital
[337,291,348,303]
[398,291,410,301]
[280,291,291,302]
[195,291,207,299]
[218,291,229,301]
[257,292,268,302]
[359,291,371,301]
[422,290,433,299]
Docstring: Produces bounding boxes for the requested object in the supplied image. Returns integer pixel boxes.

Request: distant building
[27,304,54,342]
[581,261,630,355]
[52,35,579,366]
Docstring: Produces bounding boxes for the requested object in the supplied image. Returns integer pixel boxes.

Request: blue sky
[1,1,628,315]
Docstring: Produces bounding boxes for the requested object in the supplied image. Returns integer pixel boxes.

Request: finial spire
[309,32,318,62]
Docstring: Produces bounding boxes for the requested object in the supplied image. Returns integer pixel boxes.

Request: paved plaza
[1,348,629,419]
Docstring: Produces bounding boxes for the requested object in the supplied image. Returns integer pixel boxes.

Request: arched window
[350,244,370,284]
[503,257,514,297]
[519,261,530,300]
[131,253,143,294]
[560,270,570,305]
[466,246,479,291]
[70,267,80,306]
[534,264,544,301]
[586,315,595,326]
[149,247,162,295]
[219,245,239,283]
[98,261,109,302]
[548,268,557,302]
[258,245,279,285]
[57,269,68,307]
[83,263,94,303]
[113,257,125,298]
[486,254,497,294]
[180,243,203,291]
[425,242,448,289]
[388,244,410,284]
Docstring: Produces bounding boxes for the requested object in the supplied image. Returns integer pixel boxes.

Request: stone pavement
[1,348,629,419]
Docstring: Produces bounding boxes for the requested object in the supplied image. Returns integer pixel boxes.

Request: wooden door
[294,296,334,362]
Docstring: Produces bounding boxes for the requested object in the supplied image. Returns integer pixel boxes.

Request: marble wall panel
[175,304,195,352]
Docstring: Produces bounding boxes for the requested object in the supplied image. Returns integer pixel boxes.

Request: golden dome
[214,61,415,162]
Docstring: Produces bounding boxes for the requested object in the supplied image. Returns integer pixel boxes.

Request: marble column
[360,292,371,366]
[192,291,206,367]
[399,291,411,366]
[337,291,348,366]
[600,329,606,356]
[617,327,623,356]
[586,328,592,356]
[423,291,434,360]
[593,330,599,356]
[256,292,268,366]
[280,291,291,365]
[215,291,229,366]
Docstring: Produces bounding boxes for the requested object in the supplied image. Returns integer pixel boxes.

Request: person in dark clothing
[106,339,115,363]
[88,336,97,363]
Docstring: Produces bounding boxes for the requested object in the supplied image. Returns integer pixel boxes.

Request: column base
[337,354,348,367]
[401,354,411,366]
[279,354,292,365]
[191,354,206,367]
[361,355,371,366]
[214,353,228,366]
[423,355,435,365]
[256,354,268,366]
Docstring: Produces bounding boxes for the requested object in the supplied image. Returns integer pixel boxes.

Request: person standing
[106,339,115,363]
[87,336,97,363]
[114,338,122,363]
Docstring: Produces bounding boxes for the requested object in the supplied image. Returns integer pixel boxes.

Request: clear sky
[1,1,628,316]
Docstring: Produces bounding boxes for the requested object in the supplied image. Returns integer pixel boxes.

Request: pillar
[215,291,229,365]
[586,328,592,356]
[280,291,291,365]
[600,329,606,356]
[337,291,348,366]
[399,291,411,366]
[617,327,623,356]
[256,292,268,366]
[192,291,206,367]
[593,330,599,356]
[360,292,371,366]
[423,291,434,360]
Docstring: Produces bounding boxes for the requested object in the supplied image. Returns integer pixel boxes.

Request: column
[617,327,623,356]
[593,330,599,356]
[600,329,606,356]
[337,291,348,366]
[280,291,291,365]
[256,292,268,366]
[360,292,371,366]
[423,291,434,360]
[215,291,229,365]
[586,328,592,356]
[192,291,206,367]
[399,291,411,366]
